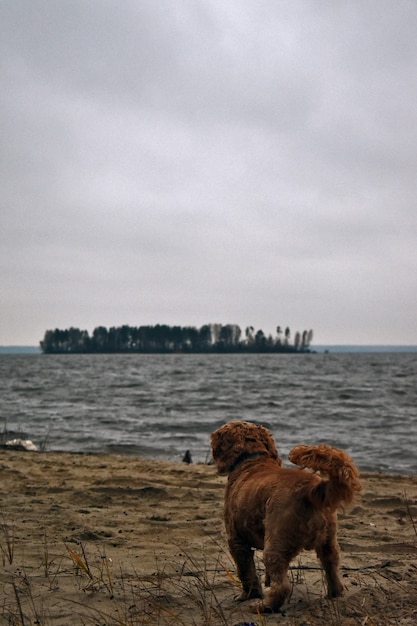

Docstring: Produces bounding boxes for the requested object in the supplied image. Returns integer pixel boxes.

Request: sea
[0,350,416,474]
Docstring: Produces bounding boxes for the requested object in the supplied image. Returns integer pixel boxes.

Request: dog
[211,420,361,613]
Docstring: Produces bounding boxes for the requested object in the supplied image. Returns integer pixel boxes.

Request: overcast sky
[1,1,417,346]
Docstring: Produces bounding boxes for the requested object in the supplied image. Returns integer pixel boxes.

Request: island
[40,323,314,354]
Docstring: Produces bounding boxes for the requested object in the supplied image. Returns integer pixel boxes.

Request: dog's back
[225,457,326,550]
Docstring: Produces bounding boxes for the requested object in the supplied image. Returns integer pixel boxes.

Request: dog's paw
[249,599,287,615]
[327,587,344,599]
[249,600,275,614]
[327,579,344,598]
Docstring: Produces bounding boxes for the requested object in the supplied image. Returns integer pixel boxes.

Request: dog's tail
[289,444,361,510]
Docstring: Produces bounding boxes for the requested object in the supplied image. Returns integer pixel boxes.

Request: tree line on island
[40,324,314,354]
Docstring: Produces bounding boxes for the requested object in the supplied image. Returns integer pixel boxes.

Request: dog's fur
[211,421,361,613]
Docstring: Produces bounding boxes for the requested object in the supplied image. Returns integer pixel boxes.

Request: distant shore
[1,344,417,354]
[0,346,42,354]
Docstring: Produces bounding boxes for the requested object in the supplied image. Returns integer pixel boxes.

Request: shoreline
[1,445,415,477]
[1,449,416,624]
[2,345,417,354]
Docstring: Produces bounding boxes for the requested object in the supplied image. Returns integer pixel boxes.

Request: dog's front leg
[228,537,263,600]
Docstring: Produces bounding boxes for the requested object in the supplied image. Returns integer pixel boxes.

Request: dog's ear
[210,425,241,474]
[252,423,281,464]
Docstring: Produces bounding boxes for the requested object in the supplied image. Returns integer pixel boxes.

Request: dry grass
[1,528,417,626]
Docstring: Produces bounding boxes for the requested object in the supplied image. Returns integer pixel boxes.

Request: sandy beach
[1,450,416,625]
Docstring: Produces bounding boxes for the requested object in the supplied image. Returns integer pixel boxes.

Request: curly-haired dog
[211,421,361,613]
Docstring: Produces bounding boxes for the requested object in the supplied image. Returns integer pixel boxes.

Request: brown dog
[211,421,361,613]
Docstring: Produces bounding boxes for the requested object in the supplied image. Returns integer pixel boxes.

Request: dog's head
[210,420,281,475]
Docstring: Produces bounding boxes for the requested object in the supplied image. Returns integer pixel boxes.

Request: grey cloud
[1,0,417,344]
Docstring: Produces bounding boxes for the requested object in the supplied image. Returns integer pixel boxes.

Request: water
[0,353,416,474]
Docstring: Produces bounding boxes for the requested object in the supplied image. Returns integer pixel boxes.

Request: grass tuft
[0,514,15,565]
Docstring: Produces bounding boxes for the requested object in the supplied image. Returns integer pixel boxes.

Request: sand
[0,450,416,625]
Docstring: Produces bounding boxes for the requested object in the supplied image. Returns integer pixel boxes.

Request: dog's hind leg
[228,537,263,600]
[256,540,296,612]
[262,558,291,611]
[316,524,344,598]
